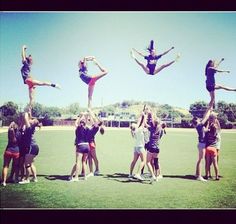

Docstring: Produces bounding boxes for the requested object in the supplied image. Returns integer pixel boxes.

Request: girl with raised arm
[131,40,180,76]
[205,58,236,108]
[21,45,61,113]
[78,56,108,108]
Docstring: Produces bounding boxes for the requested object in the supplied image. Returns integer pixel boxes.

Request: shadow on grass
[42,173,105,181]
[103,173,152,185]
[43,175,69,181]
[163,174,196,180]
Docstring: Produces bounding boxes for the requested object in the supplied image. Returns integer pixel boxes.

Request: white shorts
[197,142,206,151]
[134,146,145,154]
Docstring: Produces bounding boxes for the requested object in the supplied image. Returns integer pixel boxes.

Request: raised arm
[88,109,102,127]
[132,48,146,57]
[22,45,27,62]
[215,58,224,68]
[201,105,213,125]
[160,46,174,57]
[24,112,31,128]
[75,112,86,127]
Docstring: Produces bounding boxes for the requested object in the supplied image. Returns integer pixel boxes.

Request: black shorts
[144,143,149,150]
[27,145,39,156]
[76,144,89,154]
[147,147,160,154]
[206,85,215,92]
[19,146,28,157]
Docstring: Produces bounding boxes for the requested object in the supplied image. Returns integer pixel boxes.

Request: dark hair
[100,127,105,135]
[138,115,144,128]
[147,40,154,52]
[205,60,213,75]
[191,117,198,126]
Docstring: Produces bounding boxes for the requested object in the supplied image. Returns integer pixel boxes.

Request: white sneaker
[175,53,180,62]
[68,177,79,182]
[32,178,38,182]
[54,84,61,89]
[19,179,30,184]
[157,175,163,179]
[1,182,6,187]
[128,174,133,180]
[86,172,94,178]
[94,170,100,176]
[150,176,157,183]
[134,174,144,181]
[196,176,207,182]
[130,50,136,59]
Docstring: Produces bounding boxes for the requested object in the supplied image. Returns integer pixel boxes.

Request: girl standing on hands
[205,58,236,108]
[78,56,108,108]
[21,45,61,113]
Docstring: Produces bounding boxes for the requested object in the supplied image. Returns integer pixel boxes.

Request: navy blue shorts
[76,144,89,154]
[80,73,92,85]
[27,145,39,156]
[206,85,215,92]
[147,147,160,154]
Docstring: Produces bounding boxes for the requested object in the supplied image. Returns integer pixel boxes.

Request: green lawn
[0,128,236,208]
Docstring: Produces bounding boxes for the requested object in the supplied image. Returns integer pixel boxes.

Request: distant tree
[189,101,208,118]
[217,101,236,122]
[67,103,81,115]
[0,102,19,126]
[0,101,19,116]
[30,103,44,117]
[44,106,61,118]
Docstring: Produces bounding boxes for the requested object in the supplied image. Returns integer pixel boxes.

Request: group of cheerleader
[1,112,41,186]
[1,40,236,186]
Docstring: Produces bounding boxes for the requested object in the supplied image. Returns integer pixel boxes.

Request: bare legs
[130,50,149,74]
[205,154,219,180]
[69,151,88,180]
[88,149,99,175]
[209,84,236,109]
[131,49,180,75]
[87,60,108,108]
[146,152,156,180]
[195,148,205,178]
[27,78,61,113]
[1,156,19,186]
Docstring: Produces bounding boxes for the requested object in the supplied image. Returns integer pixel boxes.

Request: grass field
[0,128,236,208]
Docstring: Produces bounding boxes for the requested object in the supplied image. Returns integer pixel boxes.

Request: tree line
[0,100,235,128]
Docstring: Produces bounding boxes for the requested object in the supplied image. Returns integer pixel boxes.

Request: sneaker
[130,50,135,59]
[157,175,163,179]
[134,174,144,181]
[54,84,61,89]
[150,176,157,183]
[82,176,87,181]
[1,182,6,187]
[31,178,38,182]
[68,177,79,182]
[215,177,220,181]
[94,170,100,176]
[128,174,133,180]
[19,179,30,184]
[175,53,180,62]
[86,172,94,178]
[196,176,207,182]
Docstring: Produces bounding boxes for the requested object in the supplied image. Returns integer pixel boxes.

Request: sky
[0,12,236,110]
